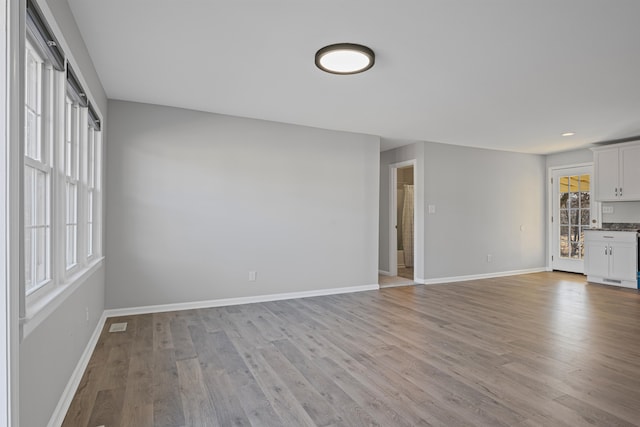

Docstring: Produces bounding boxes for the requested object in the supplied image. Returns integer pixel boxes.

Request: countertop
[587,222,640,233]
[586,228,639,232]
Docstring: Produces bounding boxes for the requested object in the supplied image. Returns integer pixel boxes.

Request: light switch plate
[603,206,614,214]
[428,204,436,214]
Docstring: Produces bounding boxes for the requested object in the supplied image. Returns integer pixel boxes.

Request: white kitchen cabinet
[584,230,638,289]
[620,145,640,199]
[593,142,640,201]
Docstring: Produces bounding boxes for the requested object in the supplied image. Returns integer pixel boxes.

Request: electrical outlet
[249,271,257,281]
[85,307,89,322]
[487,254,492,263]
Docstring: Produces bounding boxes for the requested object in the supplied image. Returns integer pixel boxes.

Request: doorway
[550,165,597,273]
[395,165,414,280]
[382,159,418,286]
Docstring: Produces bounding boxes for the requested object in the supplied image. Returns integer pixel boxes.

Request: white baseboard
[104,283,380,318]
[378,270,392,276]
[414,267,547,285]
[47,311,108,427]
[379,282,419,289]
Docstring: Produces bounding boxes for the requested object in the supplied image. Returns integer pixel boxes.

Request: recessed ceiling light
[562,132,576,137]
[315,43,375,75]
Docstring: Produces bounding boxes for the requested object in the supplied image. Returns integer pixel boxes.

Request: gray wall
[380,142,547,280]
[545,147,593,168]
[20,267,105,427]
[106,100,380,309]
[423,143,546,278]
[19,1,107,425]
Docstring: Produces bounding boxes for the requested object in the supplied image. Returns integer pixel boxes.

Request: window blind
[88,103,101,131]
[26,0,64,71]
[66,64,88,107]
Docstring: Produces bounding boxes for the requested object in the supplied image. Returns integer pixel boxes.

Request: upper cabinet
[593,141,640,201]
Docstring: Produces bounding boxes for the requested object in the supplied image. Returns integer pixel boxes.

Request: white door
[551,166,594,273]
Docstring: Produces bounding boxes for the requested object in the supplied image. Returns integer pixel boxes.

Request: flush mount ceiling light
[562,132,576,137]
[315,43,375,75]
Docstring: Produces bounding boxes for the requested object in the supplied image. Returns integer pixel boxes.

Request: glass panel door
[552,167,594,273]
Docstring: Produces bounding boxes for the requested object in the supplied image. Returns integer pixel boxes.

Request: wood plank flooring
[62,272,640,427]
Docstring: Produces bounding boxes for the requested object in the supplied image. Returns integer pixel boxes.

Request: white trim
[379,282,418,289]
[46,310,107,427]
[21,257,103,337]
[104,284,380,318]
[415,268,547,285]
[4,0,22,424]
[389,164,397,277]
[378,269,392,276]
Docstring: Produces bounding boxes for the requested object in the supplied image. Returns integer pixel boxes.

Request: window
[64,96,79,269]
[559,175,590,259]
[23,0,104,316]
[24,39,52,295]
[86,125,100,258]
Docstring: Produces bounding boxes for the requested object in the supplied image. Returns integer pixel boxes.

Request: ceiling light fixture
[315,43,375,75]
[562,132,576,137]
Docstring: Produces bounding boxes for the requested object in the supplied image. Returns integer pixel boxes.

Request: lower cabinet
[584,231,638,289]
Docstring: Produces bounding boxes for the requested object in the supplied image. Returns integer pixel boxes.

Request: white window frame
[86,125,100,259]
[23,38,52,297]
[21,0,105,338]
[63,95,79,271]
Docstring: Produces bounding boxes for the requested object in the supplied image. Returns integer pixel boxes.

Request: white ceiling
[67,0,640,154]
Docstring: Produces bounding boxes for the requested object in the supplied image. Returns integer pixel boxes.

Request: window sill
[21,256,105,338]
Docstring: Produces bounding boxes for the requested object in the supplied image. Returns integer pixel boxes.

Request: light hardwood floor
[63,272,640,427]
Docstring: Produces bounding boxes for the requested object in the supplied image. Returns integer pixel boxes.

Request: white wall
[602,201,640,223]
[106,100,380,309]
[18,1,108,425]
[381,141,547,281]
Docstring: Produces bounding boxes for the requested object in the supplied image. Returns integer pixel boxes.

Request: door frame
[389,160,417,278]
[547,163,599,272]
